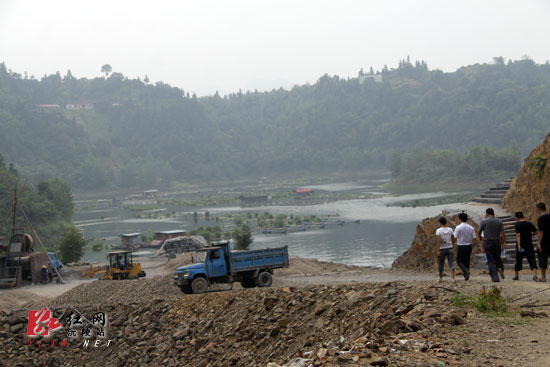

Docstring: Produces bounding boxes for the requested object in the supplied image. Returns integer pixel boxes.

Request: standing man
[454,213,477,280]
[47,262,54,283]
[479,208,507,282]
[513,212,539,281]
[537,203,550,282]
[436,217,456,282]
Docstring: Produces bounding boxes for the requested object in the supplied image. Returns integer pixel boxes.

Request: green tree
[233,224,253,250]
[58,226,86,263]
[101,64,112,78]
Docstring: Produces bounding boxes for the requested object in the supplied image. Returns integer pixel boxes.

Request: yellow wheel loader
[82,251,146,280]
[103,251,146,280]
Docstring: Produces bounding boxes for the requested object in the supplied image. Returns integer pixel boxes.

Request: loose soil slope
[0,279,475,367]
[392,212,480,270]
[503,133,550,222]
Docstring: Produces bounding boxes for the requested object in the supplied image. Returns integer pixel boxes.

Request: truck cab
[192,246,229,278]
[175,243,231,293]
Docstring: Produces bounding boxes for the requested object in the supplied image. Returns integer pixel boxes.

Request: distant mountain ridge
[0,58,549,190]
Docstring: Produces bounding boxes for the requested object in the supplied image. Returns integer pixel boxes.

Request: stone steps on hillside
[472,198,503,204]
[470,177,527,269]
[472,177,514,205]
[480,193,506,199]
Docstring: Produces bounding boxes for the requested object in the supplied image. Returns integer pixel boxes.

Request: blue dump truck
[174,241,289,294]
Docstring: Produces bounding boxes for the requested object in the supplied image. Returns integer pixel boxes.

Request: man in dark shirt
[537,203,550,282]
[513,212,538,281]
[479,208,507,282]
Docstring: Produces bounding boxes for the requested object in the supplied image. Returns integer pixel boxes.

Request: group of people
[435,203,550,283]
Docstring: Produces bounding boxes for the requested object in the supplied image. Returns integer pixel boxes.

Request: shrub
[233,224,253,250]
[452,287,508,314]
[59,226,87,263]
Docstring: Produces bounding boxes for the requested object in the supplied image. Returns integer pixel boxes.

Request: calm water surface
[74,183,467,267]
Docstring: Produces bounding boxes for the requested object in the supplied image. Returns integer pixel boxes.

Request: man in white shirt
[454,213,477,280]
[436,216,456,282]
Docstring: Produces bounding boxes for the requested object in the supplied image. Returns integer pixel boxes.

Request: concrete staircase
[471,176,539,270]
[471,177,514,204]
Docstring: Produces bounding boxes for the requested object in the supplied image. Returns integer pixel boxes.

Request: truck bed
[231,246,289,273]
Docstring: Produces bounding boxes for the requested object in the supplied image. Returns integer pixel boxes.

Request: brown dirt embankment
[392,211,480,271]
[503,133,550,222]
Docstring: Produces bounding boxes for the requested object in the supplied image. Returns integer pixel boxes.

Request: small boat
[338,220,345,226]
[354,219,360,224]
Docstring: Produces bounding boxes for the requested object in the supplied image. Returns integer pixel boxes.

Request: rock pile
[50,275,181,307]
[1,280,476,366]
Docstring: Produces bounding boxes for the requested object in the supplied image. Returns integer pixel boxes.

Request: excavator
[81,251,146,280]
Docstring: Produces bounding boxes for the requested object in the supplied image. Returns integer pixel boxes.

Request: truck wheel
[256,272,273,287]
[240,277,256,288]
[180,285,193,294]
[191,277,209,293]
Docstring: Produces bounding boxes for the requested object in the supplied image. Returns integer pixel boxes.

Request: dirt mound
[157,253,193,271]
[281,257,366,276]
[393,211,480,270]
[26,275,181,309]
[0,281,476,367]
[503,133,550,222]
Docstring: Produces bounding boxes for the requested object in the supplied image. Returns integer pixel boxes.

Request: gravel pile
[49,275,181,307]
[0,280,482,367]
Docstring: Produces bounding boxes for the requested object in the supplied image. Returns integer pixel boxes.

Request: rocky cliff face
[503,133,550,223]
[393,212,480,270]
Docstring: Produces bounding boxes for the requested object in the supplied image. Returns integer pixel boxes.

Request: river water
[74,181,470,267]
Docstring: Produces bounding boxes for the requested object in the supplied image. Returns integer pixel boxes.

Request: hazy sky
[1,0,549,96]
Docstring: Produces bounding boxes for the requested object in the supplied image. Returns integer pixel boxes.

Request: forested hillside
[0,154,73,244]
[0,58,549,190]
